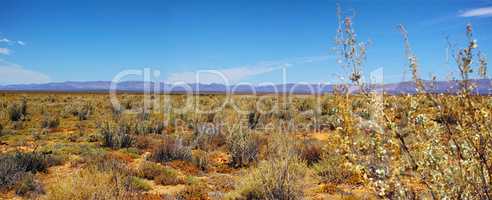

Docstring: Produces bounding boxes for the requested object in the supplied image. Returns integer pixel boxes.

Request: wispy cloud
[0,37,26,46]
[459,6,492,17]
[166,56,331,84]
[0,38,11,43]
[0,60,51,85]
[0,48,10,55]
[0,37,25,56]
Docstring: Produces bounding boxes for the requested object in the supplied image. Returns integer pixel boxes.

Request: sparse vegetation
[41,112,60,129]
[8,98,27,122]
[0,152,61,192]
[100,122,135,149]
[230,154,307,199]
[226,130,260,168]
[151,136,192,163]
[0,4,490,199]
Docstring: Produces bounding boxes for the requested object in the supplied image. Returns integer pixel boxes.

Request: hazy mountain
[1,79,491,95]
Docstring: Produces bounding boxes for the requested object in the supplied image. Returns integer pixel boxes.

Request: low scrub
[137,161,184,185]
[137,161,165,180]
[8,99,27,122]
[176,182,209,200]
[313,153,363,185]
[41,113,60,129]
[100,122,135,149]
[0,152,61,192]
[151,137,192,163]
[298,141,323,165]
[15,173,44,197]
[63,103,92,120]
[226,131,260,168]
[154,169,184,186]
[85,153,132,176]
[126,176,151,192]
[192,150,209,171]
[44,168,134,200]
[229,157,307,200]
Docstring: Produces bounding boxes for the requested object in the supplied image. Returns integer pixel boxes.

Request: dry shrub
[176,183,209,200]
[85,153,132,176]
[8,99,27,122]
[230,133,307,200]
[76,103,92,121]
[192,125,226,151]
[41,113,60,129]
[43,168,133,200]
[192,150,209,171]
[135,135,161,150]
[126,176,151,192]
[0,152,48,191]
[313,153,363,185]
[62,102,92,121]
[15,172,44,197]
[135,120,165,135]
[151,137,192,163]
[135,135,152,150]
[100,122,135,149]
[226,131,260,168]
[137,161,184,185]
[319,183,338,194]
[207,174,235,192]
[298,141,323,165]
[154,169,184,186]
[230,157,307,200]
[168,160,199,175]
[138,161,165,180]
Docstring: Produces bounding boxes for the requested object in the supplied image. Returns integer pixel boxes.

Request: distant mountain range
[1,79,491,95]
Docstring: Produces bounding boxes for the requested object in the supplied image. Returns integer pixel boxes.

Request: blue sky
[0,0,491,85]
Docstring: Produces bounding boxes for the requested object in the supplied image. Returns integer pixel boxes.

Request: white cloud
[0,60,51,85]
[0,38,11,43]
[166,56,330,84]
[460,7,492,17]
[0,37,26,46]
[0,48,10,55]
